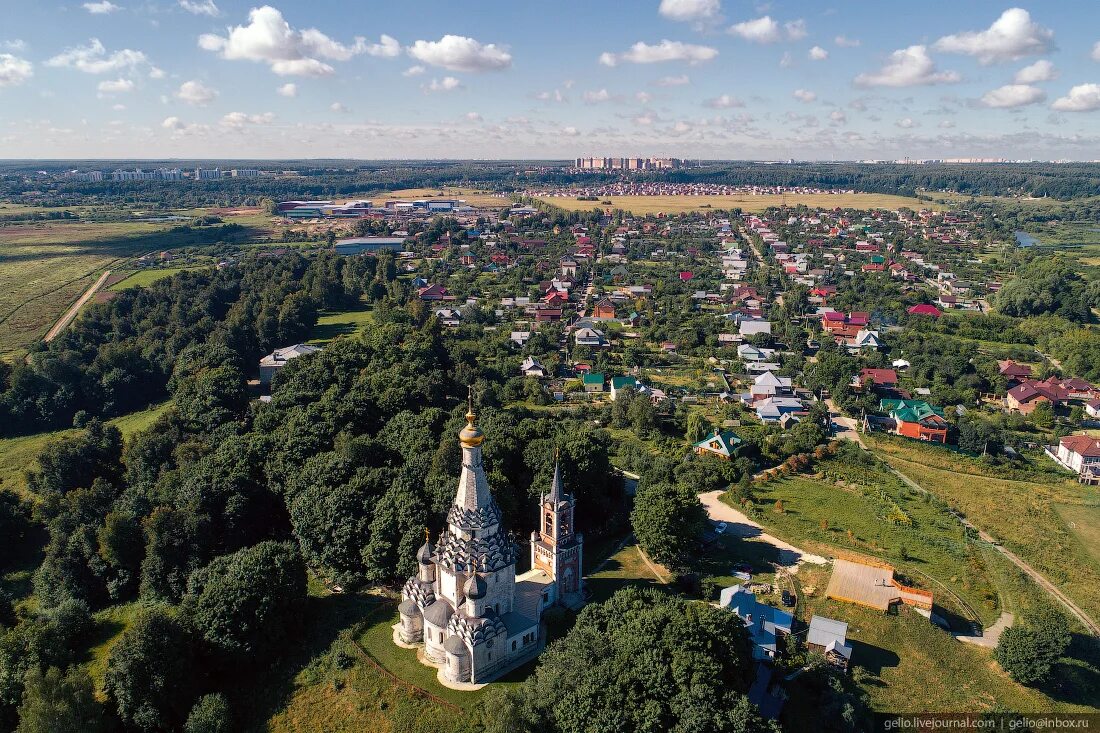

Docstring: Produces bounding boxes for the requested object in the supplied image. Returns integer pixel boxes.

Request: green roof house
[582,373,605,393]
[693,428,743,460]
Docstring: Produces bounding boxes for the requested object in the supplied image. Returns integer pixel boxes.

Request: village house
[592,298,617,320]
[880,399,949,443]
[520,356,546,378]
[574,327,607,348]
[582,373,604,393]
[807,616,853,672]
[693,428,742,460]
[1051,435,1100,485]
[258,343,320,385]
[720,585,793,661]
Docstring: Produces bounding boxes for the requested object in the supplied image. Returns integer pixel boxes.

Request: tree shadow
[848,639,900,676]
[1038,633,1100,706]
[231,590,388,732]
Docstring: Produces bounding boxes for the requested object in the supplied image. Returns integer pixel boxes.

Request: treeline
[1,317,625,730]
[0,251,372,435]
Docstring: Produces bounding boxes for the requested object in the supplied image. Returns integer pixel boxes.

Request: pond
[1014,231,1040,247]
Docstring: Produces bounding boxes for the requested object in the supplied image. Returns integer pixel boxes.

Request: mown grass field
[0,220,169,358]
[536,192,924,215]
[867,434,1100,624]
[309,304,374,344]
[1052,503,1100,565]
[0,400,171,498]
[107,266,202,290]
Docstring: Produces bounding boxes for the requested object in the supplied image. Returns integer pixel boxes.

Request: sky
[2,0,1100,160]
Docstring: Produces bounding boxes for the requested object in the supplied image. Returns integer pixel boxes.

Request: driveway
[699,490,828,570]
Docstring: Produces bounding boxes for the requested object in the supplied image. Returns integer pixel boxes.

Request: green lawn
[0,401,171,498]
[585,538,668,604]
[309,305,373,344]
[1053,503,1100,566]
[107,267,201,290]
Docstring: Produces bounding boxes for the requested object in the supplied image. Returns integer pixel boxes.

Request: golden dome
[459,389,484,448]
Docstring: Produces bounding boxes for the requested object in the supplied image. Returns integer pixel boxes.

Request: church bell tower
[530,451,584,598]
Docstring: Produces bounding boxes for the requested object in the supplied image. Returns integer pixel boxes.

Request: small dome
[417,541,434,564]
[459,414,484,448]
[423,600,454,627]
[464,572,488,600]
[398,599,421,617]
[444,634,468,655]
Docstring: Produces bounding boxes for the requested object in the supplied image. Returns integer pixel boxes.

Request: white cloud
[402,65,425,77]
[112,103,125,110]
[47,39,149,74]
[365,35,401,58]
[221,111,275,127]
[148,66,165,79]
[83,1,123,14]
[934,8,1054,64]
[561,126,580,136]
[535,88,566,103]
[1051,84,1100,112]
[330,102,349,113]
[179,0,219,16]
[635,91,653,103]
[808,46,828,61]
[835,35,860,48]
[199,6,381,76]
[895,117,916,129]
[465,111,482,121]
[939,119,955,129]
[423,76,463,93]
[277,82,297,97]
[779,51,793,68]
[653,74,690,86]
[728,16,780,43]
[634,113,655,126]
[97,78,134,94]
[0,54,33,88]
[784,20,807,41]
[406,35,511,72]
[583,88,612,103]
[704,93,743,108]
[162,116,185,130]
[981,83,1045,108]
[793,88,816,103]
[1091,41,1100,63]
[1014,59,1057,84]
[176,80,218,105]
[855,45,960,87]
[2,40,27,52]
[658,0,720,22]
[599,40,718,66]
[829,109,847,123]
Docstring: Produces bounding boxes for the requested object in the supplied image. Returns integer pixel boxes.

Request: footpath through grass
[867,434,1100,624]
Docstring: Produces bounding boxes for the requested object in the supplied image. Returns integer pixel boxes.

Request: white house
[520,356,546,378]
[750,370,793,400]
[510,331,531,347]
[738,344,777,362]
[1053,435,1100,482]
[574,328,607,348]
[739,320,772,338]
[258,343,321,385]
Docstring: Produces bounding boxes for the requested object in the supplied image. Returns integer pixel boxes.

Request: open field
[735,463,1000,626]
[377,187,511,208]
[1053,504,1100,566]
[107,266,203,290]
[0,220,169,358]
[867,434,1100,624]
[309,304,374,344]
[535,192,925,215]
[0,400,171,498]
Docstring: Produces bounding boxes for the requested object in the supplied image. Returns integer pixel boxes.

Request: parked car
[714,521,728,534]
[781,590,796,607]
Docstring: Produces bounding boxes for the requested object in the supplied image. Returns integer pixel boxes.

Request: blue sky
[2,0,1100,159]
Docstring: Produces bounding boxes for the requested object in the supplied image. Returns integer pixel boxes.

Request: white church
[396,401,585,684]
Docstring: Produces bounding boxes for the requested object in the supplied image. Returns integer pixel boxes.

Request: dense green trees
[181,541,306,661]
[996,257,1097,322]
[479,586,774,733]
[104,608,200,732]
[15,666,106,733]
[994,605,1071,686]
[631,481,708,569]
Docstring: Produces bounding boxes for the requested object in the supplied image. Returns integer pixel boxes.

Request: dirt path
[699,490,828,569]
[43,269,111,342]
[885,458,1100,637]
[956,612,1014,648]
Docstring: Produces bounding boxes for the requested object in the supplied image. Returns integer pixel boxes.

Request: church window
[512,640,517,651]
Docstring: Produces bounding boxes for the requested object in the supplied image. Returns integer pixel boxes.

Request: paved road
[956,612,1013,648]
[44,270,111,342]
[699,490,828,570]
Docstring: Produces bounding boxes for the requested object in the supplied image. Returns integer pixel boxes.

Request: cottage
[574,327,607,348]
[720,585,793,660]
[881,399,948,443]
[510,331,531,347]
[693,428,742,460]
[807,616,853,671]
[520,356,547,378]
[592,299,617,320]
[755,397,805,424]
[258,343,320,385]
[609,376,641,401]
[582,373,605,393]
[1052,435,1100,484]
